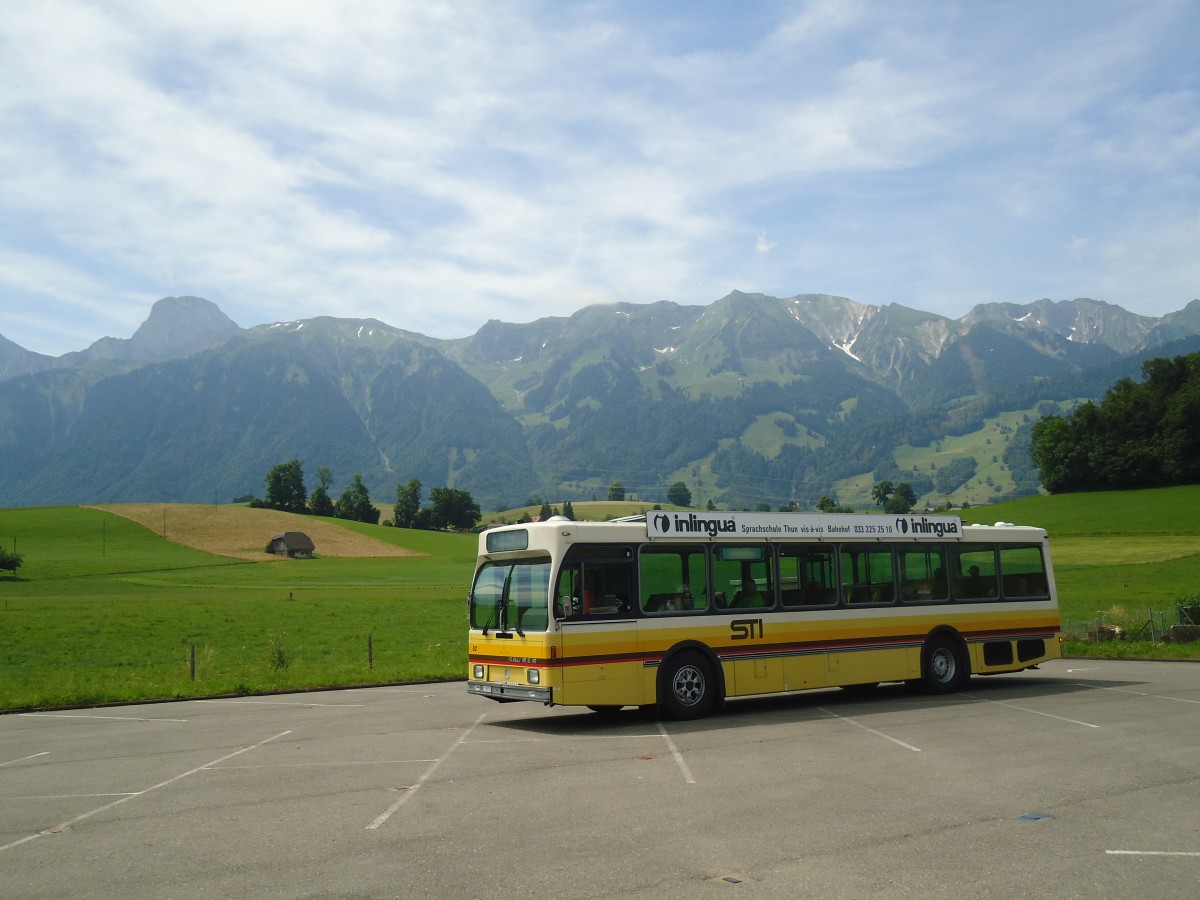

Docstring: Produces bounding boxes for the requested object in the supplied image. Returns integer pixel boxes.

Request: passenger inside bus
[731,578,766,608]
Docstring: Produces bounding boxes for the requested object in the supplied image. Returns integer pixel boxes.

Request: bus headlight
[473,664,485,679]
[528,669,540,685]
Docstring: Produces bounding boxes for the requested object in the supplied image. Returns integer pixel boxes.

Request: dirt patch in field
[88,504,425,560]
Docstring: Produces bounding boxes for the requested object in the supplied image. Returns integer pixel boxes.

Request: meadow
[1,488,1197,710]
[0,506,476,710]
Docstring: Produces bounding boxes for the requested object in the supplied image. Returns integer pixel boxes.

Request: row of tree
[605,480,693,507]
[1030,352,1200,492]
[255,461,481,531]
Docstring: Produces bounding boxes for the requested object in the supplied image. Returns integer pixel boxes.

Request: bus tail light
[528,669,540,685]
[473,664,485,679]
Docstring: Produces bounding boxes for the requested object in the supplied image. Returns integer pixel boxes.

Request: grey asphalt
[1,659,1198,899]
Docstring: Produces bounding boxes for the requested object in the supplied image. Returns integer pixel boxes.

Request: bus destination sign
[646,511,964,541]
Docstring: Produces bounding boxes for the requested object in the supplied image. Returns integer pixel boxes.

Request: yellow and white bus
[467,511,1060,719]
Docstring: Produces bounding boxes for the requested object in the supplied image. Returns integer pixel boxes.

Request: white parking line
[19,713,188,723]
[199,700,363,708]
[4,793,138,800]
[366,713,486,830]
[0,730,291,854]
[1074,683,1200,706]
[0,751,49,768]
[961,694,1099,728]
[656,723,696,784]
[817,707,923,752]
[1107,850,1200,857]
[214,759,437,770]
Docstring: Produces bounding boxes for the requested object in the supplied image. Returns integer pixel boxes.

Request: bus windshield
[470,557,551,634]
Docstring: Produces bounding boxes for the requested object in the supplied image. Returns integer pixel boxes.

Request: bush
[0,548,22,575]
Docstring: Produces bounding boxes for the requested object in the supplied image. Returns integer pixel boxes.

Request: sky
[1,0,1197,357]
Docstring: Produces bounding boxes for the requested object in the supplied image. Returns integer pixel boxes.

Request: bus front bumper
[467,681,553,703]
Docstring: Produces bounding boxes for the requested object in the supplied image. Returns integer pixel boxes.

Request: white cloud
[0,0,1197,355]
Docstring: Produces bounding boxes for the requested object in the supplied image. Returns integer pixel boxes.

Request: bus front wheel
[922,635,966,693]
[660,651,716,720]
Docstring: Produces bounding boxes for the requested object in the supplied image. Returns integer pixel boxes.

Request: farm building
[269,532,315,559]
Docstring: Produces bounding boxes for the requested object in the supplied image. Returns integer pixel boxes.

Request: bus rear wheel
[660,651,716,720]
[922,635,966,693]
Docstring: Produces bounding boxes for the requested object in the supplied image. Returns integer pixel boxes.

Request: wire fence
[1063,600,1200,645]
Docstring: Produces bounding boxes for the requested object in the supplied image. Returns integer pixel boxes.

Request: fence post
[368,634,374,670]
[190,644,196,681]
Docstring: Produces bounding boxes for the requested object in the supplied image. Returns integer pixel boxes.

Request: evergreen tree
[308,484,335,517]
[667,481,692,507]
[335,474,380,524]
[607,481,625,501]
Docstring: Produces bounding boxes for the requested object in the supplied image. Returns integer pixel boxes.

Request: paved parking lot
[2,659,1198,898]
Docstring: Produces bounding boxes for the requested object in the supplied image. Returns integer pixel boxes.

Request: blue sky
[1,0,1197,357]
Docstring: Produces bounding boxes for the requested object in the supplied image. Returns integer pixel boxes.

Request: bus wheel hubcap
[932,649,955,681]
[673,664,705,706]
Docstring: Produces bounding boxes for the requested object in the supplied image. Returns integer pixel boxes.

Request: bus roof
[479,512,1047,554]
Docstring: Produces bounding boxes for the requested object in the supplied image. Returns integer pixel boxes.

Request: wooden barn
[269,531,315,559]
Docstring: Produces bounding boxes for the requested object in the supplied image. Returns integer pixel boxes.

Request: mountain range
[3,291,1199,512]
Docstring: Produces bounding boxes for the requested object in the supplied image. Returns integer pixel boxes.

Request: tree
[870,480,894,509]
[884,482,917,514]
[562,500,576,520]
[264,459,307,514]
[1029,352,1200,492]
[393,478,422,529]
[308,484,335,517]
[309,467,335,517]
[335,474,380,524]
[816,495,838,512]
[428,487,481,531]
[666,481,692,507]
[538,501,553,522]
[0,547,22,575]
[607,481,625,502]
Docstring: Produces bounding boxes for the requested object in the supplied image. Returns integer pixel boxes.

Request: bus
[467,511,1060,719]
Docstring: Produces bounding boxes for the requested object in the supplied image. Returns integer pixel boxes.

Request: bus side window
[839,546,895,605]
[898,544,949,602]
[556,546,635,618]
[639,546,707,614]
[998,545,1048,598]
[712,544,773,610]
[951,544,998,600]
[780,546,836,607]
[555,565,582,618]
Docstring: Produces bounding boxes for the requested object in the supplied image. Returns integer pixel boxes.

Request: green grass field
[0,506,476,709]
[1,489,1197,710]
[963,486,1200,658]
